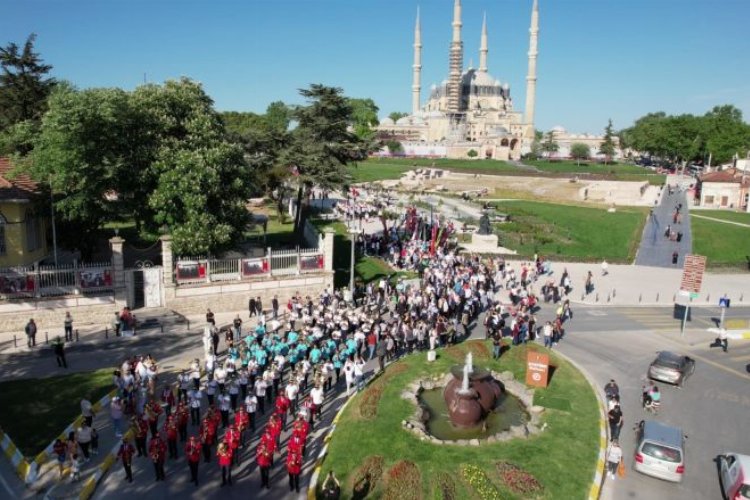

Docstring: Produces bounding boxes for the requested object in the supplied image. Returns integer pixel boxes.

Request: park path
[690,213,750,227]
[634,185,692,267]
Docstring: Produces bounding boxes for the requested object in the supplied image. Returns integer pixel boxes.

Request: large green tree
[599,119,616,164]
[570,143,591,165]
[280,85,370,236]
[347,97,380,140]
[540,130,559,160]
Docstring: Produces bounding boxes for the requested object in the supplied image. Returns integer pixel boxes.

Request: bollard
[613,289,616,298]
[13,334,17,348]
[607,294,611,303]
[105,326,109,339]
[656,293,659,302]
[673,294,676,302]
[639,294,642,303]
[741,294,744,302]
[75,329,79,342]
[596,293,599,302]
[706,294,710,302]
[45,331,48,344]
[187,320,190,332]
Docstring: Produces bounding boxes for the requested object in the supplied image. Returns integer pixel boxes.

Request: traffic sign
[719,297,730,308]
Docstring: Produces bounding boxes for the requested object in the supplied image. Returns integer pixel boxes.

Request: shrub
[384,460,422,500]
[357,364,408,419]
[461,464,502,500]
[434,471,456,500]
[496,461,544,496]
[352,455,385,499]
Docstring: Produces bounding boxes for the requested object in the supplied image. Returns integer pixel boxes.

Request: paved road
[556,305,750,500]
[635,186,692,267]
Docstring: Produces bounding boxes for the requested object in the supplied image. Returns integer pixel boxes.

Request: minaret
[479,12,488,73]
[447,0,463,113]
[524,0,539,129]
[412,7,422,116]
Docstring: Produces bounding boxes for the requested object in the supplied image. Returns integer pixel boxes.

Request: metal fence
[175,247,324,286]
[0,262,114,300]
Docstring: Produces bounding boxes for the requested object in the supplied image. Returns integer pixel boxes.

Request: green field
[488,201,648,262]
[349,157,520,183]
[318,340,599,500]
[525,160,650,175]
[692,216,750,268]
[0,369,114,457]
[692,210,750,225]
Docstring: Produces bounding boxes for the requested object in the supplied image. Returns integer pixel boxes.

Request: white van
[719,453,750,500]
[633,420,685,482]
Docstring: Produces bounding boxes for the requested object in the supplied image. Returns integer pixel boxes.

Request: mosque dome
[396,116,412,126]
[552,125,567,133]
[380,117,395,126]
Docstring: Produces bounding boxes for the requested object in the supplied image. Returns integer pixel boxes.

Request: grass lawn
[318,340,600,500]
[488,201,648,262]
[526,160,649,175]
[691,216,750,268]
[691,210,750,225]
[0,369,114,457]
[350,158,519,183]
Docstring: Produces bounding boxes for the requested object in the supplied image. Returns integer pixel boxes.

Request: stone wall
[0,295,117,335]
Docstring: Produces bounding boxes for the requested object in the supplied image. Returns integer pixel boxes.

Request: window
[0,214,6,256]
[703,195,714,205]
[720,196,729,207]
[25,210,41,252]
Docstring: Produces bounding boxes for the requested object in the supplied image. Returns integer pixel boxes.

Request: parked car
[647,351,695,386]
[634,420,686,483]
[719,453,750,500]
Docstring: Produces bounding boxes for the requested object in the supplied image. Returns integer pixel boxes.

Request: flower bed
[358,364,408,419]
[384,460,421,500]
[461,464,502,500]
[351,455,384,499]
[496,461,544,496]
[434,471,457,500]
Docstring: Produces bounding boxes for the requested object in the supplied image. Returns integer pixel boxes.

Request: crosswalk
[613,307,716,333]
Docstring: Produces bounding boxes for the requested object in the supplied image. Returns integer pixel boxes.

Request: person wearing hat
[116,437,136,483]
[131,416,148,457]
[184,435,201,486]
[149,434,167,481]
[217,441,233,486]
[164,415,179,459]
[286,446,303,493]
[255,439,273,489]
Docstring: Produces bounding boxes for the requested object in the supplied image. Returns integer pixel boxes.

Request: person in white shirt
[354,355,366,392]
[188,387,202,425]
[110,397,124,437]
[254,378,267,414]
[285,380,300,412]
[299,359,311,391]
[244,393,257,431]
[322,360,334,392]
[214,365,226,393]
[190,359,201,390]
[238,368,249,400]
[178,372,191,403]
[206,379,218,406]
[205,352,216,377]
[218,391,231,428]
[228,379,240,410]
[80,399,94,427]
[310,384,324,421]
[343,359,355,397]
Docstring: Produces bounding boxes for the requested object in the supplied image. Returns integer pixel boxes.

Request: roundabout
[316,340,601,499]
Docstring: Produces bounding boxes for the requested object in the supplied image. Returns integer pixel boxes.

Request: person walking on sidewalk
[185,436,201,486]
[116,437,136,483]
[64,312,74,342]
[608,404,624,441]
[606,440,623,480]
[25,318,37,347]
[76,422,93,462]
[53,336,67,368]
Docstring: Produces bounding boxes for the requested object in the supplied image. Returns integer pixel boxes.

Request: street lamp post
[348,228,358,302]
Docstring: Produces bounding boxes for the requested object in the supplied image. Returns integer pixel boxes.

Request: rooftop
[0,157,40,202]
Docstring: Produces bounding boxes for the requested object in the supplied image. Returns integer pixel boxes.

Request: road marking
[587,310,607,317]
[728,354,750,363]
[657,336,750,381]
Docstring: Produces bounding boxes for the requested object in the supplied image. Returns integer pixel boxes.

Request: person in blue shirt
[287,330,299,346]
[332,352,343,384]
[310,345,322,365]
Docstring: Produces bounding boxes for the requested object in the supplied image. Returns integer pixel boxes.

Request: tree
[279,84,370,237]
[385,139,403,154]
[599,119,616,164]
[264,101,291,133]
[388,111,408,122]
[347,97,379,140]
[540,130,559,160]
[570,143,590,165]
[0,34,56,132]
[529,129,544,159]
[467,149,478,158]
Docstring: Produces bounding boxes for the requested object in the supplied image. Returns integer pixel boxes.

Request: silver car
[634,420,686,483]
[647,351,695,386]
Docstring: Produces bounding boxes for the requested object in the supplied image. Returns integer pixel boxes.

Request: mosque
[377,0,540,161]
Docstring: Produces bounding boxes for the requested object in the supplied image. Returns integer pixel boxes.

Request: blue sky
[2,0,749,134]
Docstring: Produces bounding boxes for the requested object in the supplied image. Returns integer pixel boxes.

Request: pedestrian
[53,438,67,479]
[601,260,608,276]
[321,470,341,500]
[249,297,257,317]
[160,385,175,418]
[343,358,355,396]
[132,417,148,457]
[76,422,92,462]
[354,355,366,392]
[199,416,214,463]
[110,397,124,437]
[70,454,81,482]
[244,391,257,432]
[606,440,623,480]
[256,440,272,490]
[206,308,215,326]
[717,328,729,352]
[164,415,179,459]
[53,336,67,368]
[216,442,232,486]
[608,404,623,441]
[63,312,74,341]
[492,331,502,359]
[149,434,167,481]
[375,337,387,372]
[185,435,201,486]
[90,427,99,455]
[287,447,303,493]
[272,294,279,319]
[116,437,136,483]
[25,318,37,348]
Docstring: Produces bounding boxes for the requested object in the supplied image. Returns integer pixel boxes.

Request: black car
[647,351,695,386]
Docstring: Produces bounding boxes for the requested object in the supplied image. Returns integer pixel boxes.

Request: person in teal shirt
[310,346,322,365]
[287,330,299,345]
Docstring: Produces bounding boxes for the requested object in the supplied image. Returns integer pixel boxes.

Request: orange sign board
[525,352,550,388]
[680,254,707,294]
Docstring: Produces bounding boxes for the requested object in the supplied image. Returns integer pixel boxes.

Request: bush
[461,464,502,500]
[384,461,422,500]
[496,461,544,495]
[352,455,385,499]
[434,471,457,500]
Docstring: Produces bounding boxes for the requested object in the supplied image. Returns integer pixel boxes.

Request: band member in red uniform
[267,412,282,449]
[184,435,201,486]
[274,391,291,430]
[176,401,189,442]
[116,437,136,483]
[288,430,305,459]
[164,415,179,459]
[149,434,167,481]
[234,407,250,447]
[256,440,273,490]
[224,424,240,466]
[132,416,149,457]
[217,442,233,486]
[292,413,310,443]
[199,416,214,463]
[145,398,163,438]
[286,447,303,493]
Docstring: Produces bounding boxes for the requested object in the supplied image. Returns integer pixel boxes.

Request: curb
[0,430,31,485]
[77,429,133,500]
[552,348,608,500]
